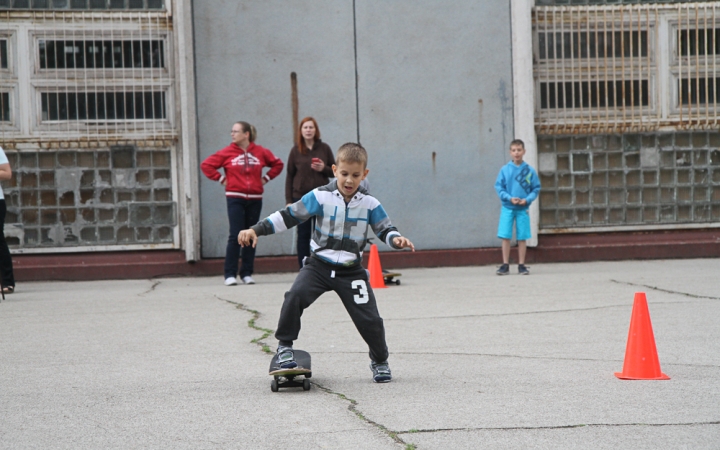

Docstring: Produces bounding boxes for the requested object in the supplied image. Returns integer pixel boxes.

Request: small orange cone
[367,244,386,289]
[615,292,670,380]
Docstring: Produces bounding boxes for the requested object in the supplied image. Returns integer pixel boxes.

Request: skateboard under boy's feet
[268,349,312,392]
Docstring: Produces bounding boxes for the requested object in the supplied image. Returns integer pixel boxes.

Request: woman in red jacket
[201,121,284,285]
[284,117,335,269]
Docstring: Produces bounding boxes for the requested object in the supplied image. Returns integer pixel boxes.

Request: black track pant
[275,257,389,363]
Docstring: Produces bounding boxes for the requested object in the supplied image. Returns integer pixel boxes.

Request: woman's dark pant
[0,200,15,287]
[293,197,314,269]
[224,197,262,279]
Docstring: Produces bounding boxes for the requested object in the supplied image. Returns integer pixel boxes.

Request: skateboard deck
[268,349,312,392]
[383,270,402,285]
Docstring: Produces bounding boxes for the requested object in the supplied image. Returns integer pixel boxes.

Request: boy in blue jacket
[494,139,541,275]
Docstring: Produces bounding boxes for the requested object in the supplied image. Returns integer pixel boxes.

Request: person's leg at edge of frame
[223,197,244,285]
[516,208,531,275]
[274,258,329,368]
[332,265,391,382]
[0,200,15,291]
[496,206,513,275]
[239,199,262,284]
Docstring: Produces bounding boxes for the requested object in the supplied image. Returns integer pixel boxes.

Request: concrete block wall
[1,142,176,248]
[537,132,720,228]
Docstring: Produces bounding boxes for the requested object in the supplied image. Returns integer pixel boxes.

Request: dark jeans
[225,197,263,279]
[0,200,15,287]
[275,257,388,363]
[293,197,314,269]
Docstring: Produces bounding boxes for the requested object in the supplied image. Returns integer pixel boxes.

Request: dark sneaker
[276,346,297,369]
[370,361,392,383]
[518,264,530,275]
[496,264,510,275]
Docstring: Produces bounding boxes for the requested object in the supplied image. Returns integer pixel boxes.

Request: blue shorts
[497,206,531,241]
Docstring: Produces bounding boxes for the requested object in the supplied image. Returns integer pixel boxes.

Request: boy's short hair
[510,139,525,149]
[336,143,368,168]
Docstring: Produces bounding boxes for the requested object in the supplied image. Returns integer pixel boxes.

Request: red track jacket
[201,142,284,199]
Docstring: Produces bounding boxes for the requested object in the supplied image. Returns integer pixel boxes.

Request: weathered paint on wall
[194,0,515,258]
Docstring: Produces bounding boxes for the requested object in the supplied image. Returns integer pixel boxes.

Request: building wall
[193,0,515,258]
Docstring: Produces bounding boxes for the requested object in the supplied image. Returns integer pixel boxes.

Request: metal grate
[0,0,164,9]
[534,3,720,135]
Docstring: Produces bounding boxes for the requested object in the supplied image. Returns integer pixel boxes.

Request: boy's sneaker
[242,276,255,285]
[518,264,530,275]
[224,277,238,286]
[370,361,392,383]
[496,264,510,275]
[276,346,297,369]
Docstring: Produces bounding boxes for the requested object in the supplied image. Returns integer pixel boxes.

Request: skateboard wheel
[271,379,279,392]
[303,379,311,391]
[395,279,401,285]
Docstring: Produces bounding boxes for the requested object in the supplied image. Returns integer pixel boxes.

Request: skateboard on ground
[268,349,312,392]
[383,269,402,285]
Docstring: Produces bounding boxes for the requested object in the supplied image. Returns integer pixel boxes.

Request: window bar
[558,7,566,133]
[629,8,636,132]
[594,12,601,134]
[656,7,661,128]
[611,9,618,133]
[101,12,109,137]
[79,10,89,136]
[678,4,684,127]
[687,3,694,128]
[552,8,559,133]
[541,9,550,133]
[604,8,610,133]
[569,7,577,134]
[703,3,709,129]
[713,2,717,127]
[150,8,158,137]
[695,5,700,128]
[620,7,627,128]
[130,11,138,136]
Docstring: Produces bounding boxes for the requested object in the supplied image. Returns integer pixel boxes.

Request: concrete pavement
[1,259,719,449]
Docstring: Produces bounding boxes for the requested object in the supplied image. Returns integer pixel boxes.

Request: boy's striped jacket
[251,180,403,267]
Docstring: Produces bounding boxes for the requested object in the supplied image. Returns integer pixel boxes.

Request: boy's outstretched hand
[393,236,415,251]
[238,229,258,248]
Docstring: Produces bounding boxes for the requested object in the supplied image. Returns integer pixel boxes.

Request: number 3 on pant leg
[352,280,369,304]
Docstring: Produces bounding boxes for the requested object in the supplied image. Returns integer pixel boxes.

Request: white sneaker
[224,277,237,286]
[242,276,255,285]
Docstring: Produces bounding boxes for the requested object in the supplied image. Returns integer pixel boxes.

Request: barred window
[41,91,166,121]
[534,4,720,134]
[39,39,165,69]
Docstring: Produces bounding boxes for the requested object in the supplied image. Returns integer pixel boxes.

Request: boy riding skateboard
[238,143,414,383]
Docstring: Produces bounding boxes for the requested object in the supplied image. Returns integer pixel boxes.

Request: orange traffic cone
[367,244,386,289]
[614,292,670,380]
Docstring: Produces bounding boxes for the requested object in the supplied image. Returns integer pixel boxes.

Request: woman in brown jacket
[284,117,335,269]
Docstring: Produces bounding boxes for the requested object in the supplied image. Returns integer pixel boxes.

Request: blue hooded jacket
[494,161,541,210]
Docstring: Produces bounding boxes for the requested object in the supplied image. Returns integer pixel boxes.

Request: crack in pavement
[398,420,720,435]
[139,280,162,296]
[312,382,410,448]
[218,294,411,449]
[215,295,274,354]
[611,280,720,300]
